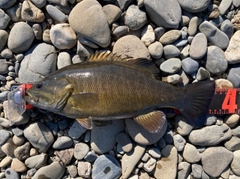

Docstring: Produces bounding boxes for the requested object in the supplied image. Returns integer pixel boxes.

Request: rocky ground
[0,0,240,178]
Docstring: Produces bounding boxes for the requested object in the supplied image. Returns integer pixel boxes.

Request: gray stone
[143,157,156,172]
[50,23,77,49]
[103,4,121,25]
[183,143,201,163]
[113,35,150,60]
[46,5,67,23]
[55,148,74,165]
[124,5,146,30]
[224,114,239,128]
[74,142,89,160]
[78,161,91,178]
[0,156,12,168]
[91,120,124,154]
[115,0,133,10]
[160,58,181,74]
[24,122,54,153]
[126,117,167,145]
[0,59,8,74]
[191,163,203,178]
[32,162,65,179]
[201,147,233,177]
[225,30,240,64]
[68,120,87,139]
[0,9,10,29]
[1,48,13,59]
[227,66,240,87]
[122,144,145,179]
[177,0,210,13]
[231,150,240,176]
[25,153,48,169]
[31,0,46,8]
[163,45,180,59]
[154,27,165,40]
[221,19,234,38]
[52,136,73,150]
[199,21,229,49]
[92,154,121,179]
[189,124,232,146]
[233,0,240,7]
[0,129,10,145]
[1,138,17,156]
[154,145,178,179]
[115,133,133,153]
[14,142,30,160]
[196,67,210,81]
[4,3,21,22]
[181,57,199,75]
[173,134,186,152]
[8,22,34,53]
[205,46,228,74]
[175,115,194,136]
[141,24,155,46]
[19,43,57,83]
[219,0,233,15]
[160,30,181,45]
[148,147,161,159]
[190,33,207,60]
[67,165,78,178]
[0,30,8,51]
[112,26,129,39]
[225,136,240,151]
[178,162,191,179]
[0,0,16,9]
[144,0,181,28]
[84,151,98,162]
[188,16,199,36]
[69,0,111,47]
[57,52,71,69]
[5,168,19,179]
[21,0,45,22]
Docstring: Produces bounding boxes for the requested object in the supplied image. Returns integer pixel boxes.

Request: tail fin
[179,80,215,126]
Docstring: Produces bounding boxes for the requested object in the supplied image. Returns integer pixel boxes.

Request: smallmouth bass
[24,52,215,133]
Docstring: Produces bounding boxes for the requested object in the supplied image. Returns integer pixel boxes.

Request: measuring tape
[208,88,240,115]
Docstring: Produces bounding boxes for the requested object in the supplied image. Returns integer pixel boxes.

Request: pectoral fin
[134,111,166,133]
[76,118,92,129]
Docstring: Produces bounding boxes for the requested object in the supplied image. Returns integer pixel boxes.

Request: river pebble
[124,5,146,30]
[201,147,233,177]
[0,0,239,178]
[69,0,110,47]
[92,154,121,179]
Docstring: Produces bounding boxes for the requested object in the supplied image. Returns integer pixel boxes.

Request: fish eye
[36,83,42,89]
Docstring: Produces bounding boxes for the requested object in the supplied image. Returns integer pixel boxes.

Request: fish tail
[179,80,215,126]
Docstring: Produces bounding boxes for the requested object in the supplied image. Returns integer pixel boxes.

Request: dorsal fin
[87,51,161,80]
[87,51,123,62]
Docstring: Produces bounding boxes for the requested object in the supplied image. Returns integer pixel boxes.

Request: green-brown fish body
[24,52,215,133]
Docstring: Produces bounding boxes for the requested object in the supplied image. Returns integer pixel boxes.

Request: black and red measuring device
[208,88,240,115]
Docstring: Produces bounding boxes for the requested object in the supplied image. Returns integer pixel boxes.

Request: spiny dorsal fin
[87,51,161,80]
[87,51,123,62]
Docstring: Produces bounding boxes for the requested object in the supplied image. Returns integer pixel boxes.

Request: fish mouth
[25,90,39,104]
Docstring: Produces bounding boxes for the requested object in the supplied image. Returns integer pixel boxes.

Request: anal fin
[76,118,92,129]
[134,111,166,133]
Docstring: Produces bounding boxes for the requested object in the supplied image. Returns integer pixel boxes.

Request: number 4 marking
[222,89,238,113]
